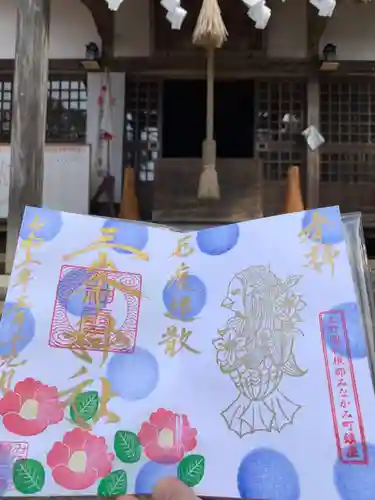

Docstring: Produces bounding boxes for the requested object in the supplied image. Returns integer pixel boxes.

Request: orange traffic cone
[284,165,304,214]
[119,167,140,220]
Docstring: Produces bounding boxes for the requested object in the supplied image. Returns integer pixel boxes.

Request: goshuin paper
[0,205,374,500]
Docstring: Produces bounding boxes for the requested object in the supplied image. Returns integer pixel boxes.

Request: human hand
[119,477,199,500]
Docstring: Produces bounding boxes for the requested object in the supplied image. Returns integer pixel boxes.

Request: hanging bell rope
[193,0,227,200]
[193,0,228,48]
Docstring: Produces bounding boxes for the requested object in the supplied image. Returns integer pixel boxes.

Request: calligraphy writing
[299,211,339,276]
[161,234,201,356]
[158,326,200,357]
[167,262,190,289]
[171,235,194,258]
[64,227,149,262]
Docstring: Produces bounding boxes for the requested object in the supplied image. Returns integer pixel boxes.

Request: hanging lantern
[322,43,337,62]
[81,42,101,71]
[320,43,339,71]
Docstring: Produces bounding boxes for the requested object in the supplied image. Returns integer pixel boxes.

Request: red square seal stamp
[50,265,142,353]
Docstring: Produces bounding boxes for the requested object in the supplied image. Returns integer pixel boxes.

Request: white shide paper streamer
[242,0,336,30]
[104,0,336,33]
[104,0,187,30]
[302,125,325,151]
[161,0,187,30]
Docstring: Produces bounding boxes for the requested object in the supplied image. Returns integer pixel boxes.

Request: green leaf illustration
[114,430,141,463]
[13,458,45,494]
[97,469,127,496]
[70,390,99,423]
[178,455,205,487]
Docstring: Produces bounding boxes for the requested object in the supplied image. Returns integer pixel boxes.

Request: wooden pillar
[6,0,50,273]
[306,75,320,209]
[306,0,327,210]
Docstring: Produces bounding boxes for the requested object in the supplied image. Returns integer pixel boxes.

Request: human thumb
[153,477,199,500]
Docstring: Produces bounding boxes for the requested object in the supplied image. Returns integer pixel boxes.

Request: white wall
[112,0,375,61]
[114,0,151,57]
[0,0,101,59]
[267,0,307,59]
[320,1,375,60]
[267,0,375,60]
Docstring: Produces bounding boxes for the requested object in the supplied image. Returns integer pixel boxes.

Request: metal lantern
[82,42,101,70]
[322,43,337,62]
[321,43,339,71]
[86,42,100,61]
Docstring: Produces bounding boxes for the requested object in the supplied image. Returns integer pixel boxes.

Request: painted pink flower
[47,428,114,490]
[0,378,64,436]
[138,408,197,463]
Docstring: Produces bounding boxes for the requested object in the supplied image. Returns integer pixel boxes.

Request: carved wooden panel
[153,0,263,53]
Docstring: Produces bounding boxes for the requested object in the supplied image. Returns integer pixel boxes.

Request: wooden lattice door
[123,78,162,220]
[254,79,307,216]
[320,78,375,225]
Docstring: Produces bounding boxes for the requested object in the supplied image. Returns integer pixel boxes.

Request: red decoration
[138,408,197,463]
[0,378,64,436]
[47,428,114,490]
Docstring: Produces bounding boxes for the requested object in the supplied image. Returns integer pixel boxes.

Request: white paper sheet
[0,206,374,499]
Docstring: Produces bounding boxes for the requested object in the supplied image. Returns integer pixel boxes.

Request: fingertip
[117,495,138,500]
[153,477,197,500]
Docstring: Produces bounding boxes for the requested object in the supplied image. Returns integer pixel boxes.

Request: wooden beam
[306,75,320,209]
[307,1,329,58]
[80,0,114,61]
[109,54,313,75]
[6,0,50,273]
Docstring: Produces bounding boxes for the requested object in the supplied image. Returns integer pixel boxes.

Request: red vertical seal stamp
[319,309,368,464]
[0,441,28,490]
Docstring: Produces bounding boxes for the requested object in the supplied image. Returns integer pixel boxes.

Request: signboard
[0,144,90,218]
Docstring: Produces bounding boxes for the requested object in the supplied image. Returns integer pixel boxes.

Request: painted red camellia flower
[138,408,197,463]
[0,377,64,436]
[47,428,114,490]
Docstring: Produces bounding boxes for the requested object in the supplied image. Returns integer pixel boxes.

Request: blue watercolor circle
[322,302,367,359]
[20,207,63,241]
[106,347,159,400]
[102,219,148,255]
[57,267,111,317]
[0,445,12,494]
[334,444,375,500]
[135,461,178,494]
[196,224,239,256]
[163,274,207,320]
[0,302,35,357]
[237,448,300,500]
[301,206,343,245]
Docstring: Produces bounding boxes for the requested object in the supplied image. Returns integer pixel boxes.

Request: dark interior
[162,79,254,158]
